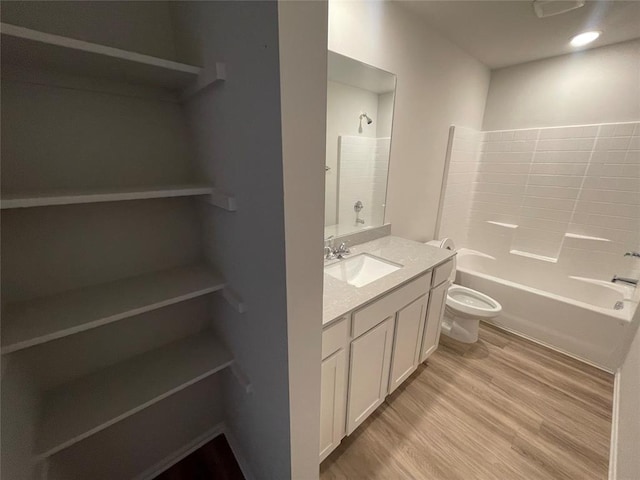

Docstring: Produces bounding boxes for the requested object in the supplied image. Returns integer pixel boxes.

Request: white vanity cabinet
[421,260,453,362]
[345,273,431,434]
[388,294,428,393]
[320,258,453,460]
[319,318,349,461]
[346,316,395,434]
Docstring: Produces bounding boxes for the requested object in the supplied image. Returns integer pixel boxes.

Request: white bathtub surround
[437,122,640,369]
[337,135,390,228]
[438,126,483,247]
[439,121,640,284]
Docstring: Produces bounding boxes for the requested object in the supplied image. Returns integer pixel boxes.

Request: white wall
[279,2,328,477]
[329,0,490,241]
[483,39,640,131]
[325,81,379,225]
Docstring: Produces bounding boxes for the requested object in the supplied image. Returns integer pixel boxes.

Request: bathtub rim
[456,265,636,323]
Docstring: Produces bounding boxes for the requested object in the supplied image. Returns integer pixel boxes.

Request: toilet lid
[449,289,494,309]
[438,238,457,283]
[446,285,502,318]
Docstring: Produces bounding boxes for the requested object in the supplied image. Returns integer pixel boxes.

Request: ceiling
[396,0,640,69]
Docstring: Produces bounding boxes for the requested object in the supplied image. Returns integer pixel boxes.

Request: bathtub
[455,248,639,372]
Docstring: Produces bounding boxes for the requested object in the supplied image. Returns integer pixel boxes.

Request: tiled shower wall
[438,126,482,247]
[337,135,390,228]
[439,121,640,281]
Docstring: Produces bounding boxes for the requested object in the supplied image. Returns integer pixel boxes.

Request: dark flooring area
[154,434,244,480]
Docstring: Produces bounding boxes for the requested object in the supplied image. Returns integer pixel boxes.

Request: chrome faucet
[335,242,350,259]
[324,236,336,260]
[324,237,350,260]
[624,251,640,258]
[612,275,638,286]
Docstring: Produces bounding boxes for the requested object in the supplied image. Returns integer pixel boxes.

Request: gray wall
[172,2,294,478]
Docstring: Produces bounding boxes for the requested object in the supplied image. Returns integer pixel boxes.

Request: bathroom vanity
[320,236,454,461]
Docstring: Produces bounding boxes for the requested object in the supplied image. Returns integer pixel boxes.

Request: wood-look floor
[321,323,614,480]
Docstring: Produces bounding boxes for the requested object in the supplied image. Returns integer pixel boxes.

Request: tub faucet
[624,251,640,258]
[612,275,638,286]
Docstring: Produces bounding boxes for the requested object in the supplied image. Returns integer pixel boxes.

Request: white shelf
[565,233,611,242]
[509,249,558,263]
[486,220,518,229]
[2,265,225,354]
[0,23,202,90]
[46,376,225,480]
[0,184,214,209]
[35,332,233,459]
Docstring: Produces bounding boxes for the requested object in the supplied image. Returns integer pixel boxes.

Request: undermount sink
[325,253,402,287]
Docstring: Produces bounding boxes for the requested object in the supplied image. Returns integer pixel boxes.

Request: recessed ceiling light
[570,31,601,47]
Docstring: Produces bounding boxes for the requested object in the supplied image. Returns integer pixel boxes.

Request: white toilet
[426,238,502,343]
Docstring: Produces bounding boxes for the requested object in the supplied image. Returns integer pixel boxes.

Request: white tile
[595,137,632,151]
[598,124,617,137]
[614,123,637,137]
[514,129,539,141]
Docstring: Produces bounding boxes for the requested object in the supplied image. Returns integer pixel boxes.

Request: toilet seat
[446,284,502,318]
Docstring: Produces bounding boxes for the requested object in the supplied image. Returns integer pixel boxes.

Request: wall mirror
[324,51,396,238]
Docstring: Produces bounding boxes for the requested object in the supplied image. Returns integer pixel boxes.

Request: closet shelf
[2,265,225,354]
[34,331,234,459]
[0,184,214,209]
[0,23,202,89]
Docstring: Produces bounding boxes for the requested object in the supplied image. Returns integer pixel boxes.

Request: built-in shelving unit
[0,7,243,479]
[46,376,226,480]
[1,184,215,209]
[2,265,225,354]
[35,331,233,459]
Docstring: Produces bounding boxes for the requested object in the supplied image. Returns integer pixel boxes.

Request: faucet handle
[338,242,350,254]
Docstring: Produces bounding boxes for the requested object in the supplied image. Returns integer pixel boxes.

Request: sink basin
[325,254,402,287]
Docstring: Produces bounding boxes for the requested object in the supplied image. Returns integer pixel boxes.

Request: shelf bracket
[230,363,253,394]
[181,62,226,101]
[207,188,237,212]
[223,288,247,314]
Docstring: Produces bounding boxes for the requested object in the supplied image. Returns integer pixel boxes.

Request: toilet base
[441,312,479,343]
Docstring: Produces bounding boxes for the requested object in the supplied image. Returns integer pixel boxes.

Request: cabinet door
[346,317,394,435]
[421,281,449,362]
[319,349,347,461]
[388,295,427,393]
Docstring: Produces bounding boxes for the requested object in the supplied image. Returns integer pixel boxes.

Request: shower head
[360,113,373,125]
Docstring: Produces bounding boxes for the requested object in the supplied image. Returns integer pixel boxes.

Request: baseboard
[609,370,621,480]
[222,426,256,480]
[482,319,614,374]
[135,423,226,480]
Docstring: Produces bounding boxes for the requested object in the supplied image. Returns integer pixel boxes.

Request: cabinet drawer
[352,273,431,338]
[322,317,349,359]
[432,259,453,287]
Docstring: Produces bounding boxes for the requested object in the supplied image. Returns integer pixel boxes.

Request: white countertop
[323,236,455,326]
